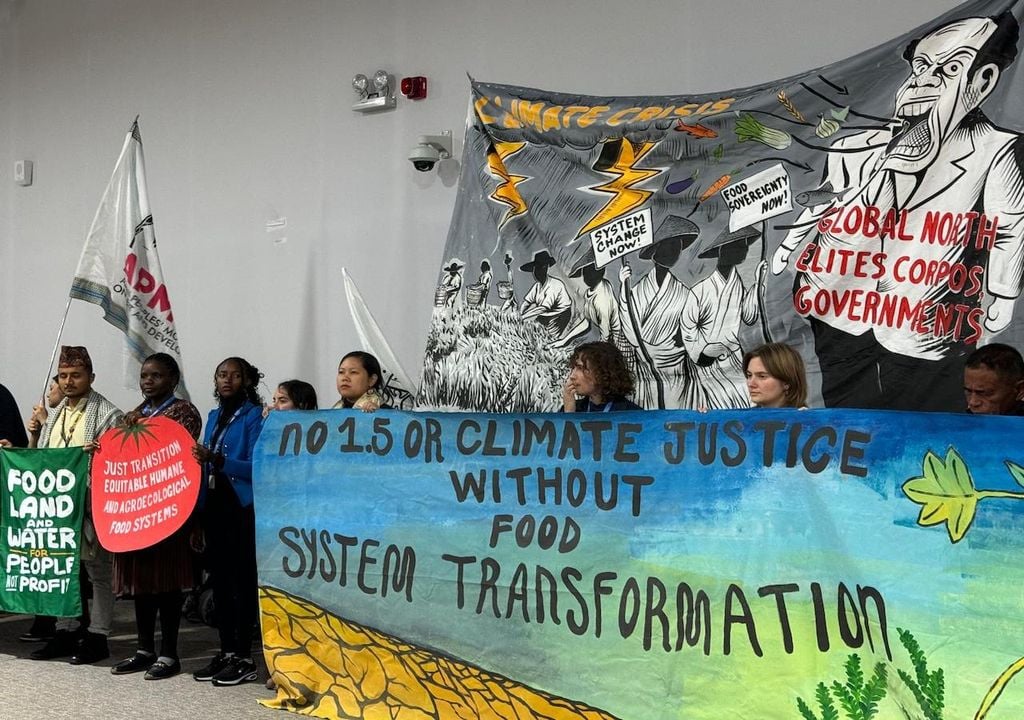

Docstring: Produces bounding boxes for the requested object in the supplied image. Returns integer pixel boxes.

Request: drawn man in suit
[773,13,1024,410]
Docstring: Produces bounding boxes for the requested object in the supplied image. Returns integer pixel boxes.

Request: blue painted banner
[254,409,1024,719]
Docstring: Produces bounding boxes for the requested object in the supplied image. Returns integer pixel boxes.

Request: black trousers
[809,317,967,412]
[203,481,258,658]
[134,591,183,658]
[809,318,884,409]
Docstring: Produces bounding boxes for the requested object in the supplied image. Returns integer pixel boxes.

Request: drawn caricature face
[717,240,751,269]
[650,237,683,269]
[581,264,604,288]
[886,17,1001,173]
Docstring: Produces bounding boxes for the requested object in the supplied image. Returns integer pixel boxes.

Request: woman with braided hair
[190,356,265,687]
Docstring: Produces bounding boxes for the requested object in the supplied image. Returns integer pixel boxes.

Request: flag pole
[40,297,73,401]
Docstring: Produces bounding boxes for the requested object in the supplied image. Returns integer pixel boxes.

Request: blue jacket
[199,400,264,508]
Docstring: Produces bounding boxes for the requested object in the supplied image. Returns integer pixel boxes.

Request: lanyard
[59,401,87,447]
[142,396,176,417]
[206,404,246,489]
[209,404,246,455]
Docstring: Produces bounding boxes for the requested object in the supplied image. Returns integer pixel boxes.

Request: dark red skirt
[112,523,195,596]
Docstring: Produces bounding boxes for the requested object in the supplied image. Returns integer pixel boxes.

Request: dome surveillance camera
[409,143,441,172]
[408,131,452,172]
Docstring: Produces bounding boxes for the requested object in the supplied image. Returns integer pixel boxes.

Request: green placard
[0,447,88,616]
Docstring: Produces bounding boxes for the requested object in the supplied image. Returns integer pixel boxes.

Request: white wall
[0,0,963,417]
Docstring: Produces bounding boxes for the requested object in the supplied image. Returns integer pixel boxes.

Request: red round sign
[92,416,201,552]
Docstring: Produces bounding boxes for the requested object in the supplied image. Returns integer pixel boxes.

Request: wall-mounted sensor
[14,160,32,186]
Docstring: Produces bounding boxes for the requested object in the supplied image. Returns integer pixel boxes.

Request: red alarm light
[400,76,427,100]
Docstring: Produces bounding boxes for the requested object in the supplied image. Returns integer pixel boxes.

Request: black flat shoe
[111,652,155,675]
[20,629,55,643]
[144,659,181,680]
[69,632,109,665]
[19,617,56,642]
[30,630,76,660]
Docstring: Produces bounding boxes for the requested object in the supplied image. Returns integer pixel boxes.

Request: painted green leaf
[1006,460,1024,489]
[113,417,159,451]
[901,448,978,543]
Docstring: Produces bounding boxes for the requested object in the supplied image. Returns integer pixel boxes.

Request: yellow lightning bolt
[578,140,660,237]
[487,141,529,227]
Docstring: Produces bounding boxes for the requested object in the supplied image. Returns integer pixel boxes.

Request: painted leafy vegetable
[902,448,978,543]
[735,112,792,150]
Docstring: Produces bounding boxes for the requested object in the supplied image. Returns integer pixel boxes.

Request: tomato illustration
[92,416,201,552]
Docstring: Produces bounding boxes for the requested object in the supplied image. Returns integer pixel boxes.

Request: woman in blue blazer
[190,356,265,687]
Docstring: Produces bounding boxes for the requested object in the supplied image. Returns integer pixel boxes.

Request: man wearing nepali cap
[29,345,122,665]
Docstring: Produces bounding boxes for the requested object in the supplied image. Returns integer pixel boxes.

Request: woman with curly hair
[562,341,641,412]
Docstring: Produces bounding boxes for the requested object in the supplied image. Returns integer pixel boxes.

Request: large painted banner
[422,0,1024,413]
[255,409,1024,720]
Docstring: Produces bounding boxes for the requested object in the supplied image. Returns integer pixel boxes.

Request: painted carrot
[698,173,731,203]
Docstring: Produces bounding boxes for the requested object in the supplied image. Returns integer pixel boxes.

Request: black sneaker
[211,656,258,686]
[192,652,233,682]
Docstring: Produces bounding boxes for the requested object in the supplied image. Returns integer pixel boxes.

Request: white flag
[342,268,416,409]
[70,120,189,399]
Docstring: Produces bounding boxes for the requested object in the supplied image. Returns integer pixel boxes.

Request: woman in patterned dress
[110,353,201,681]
